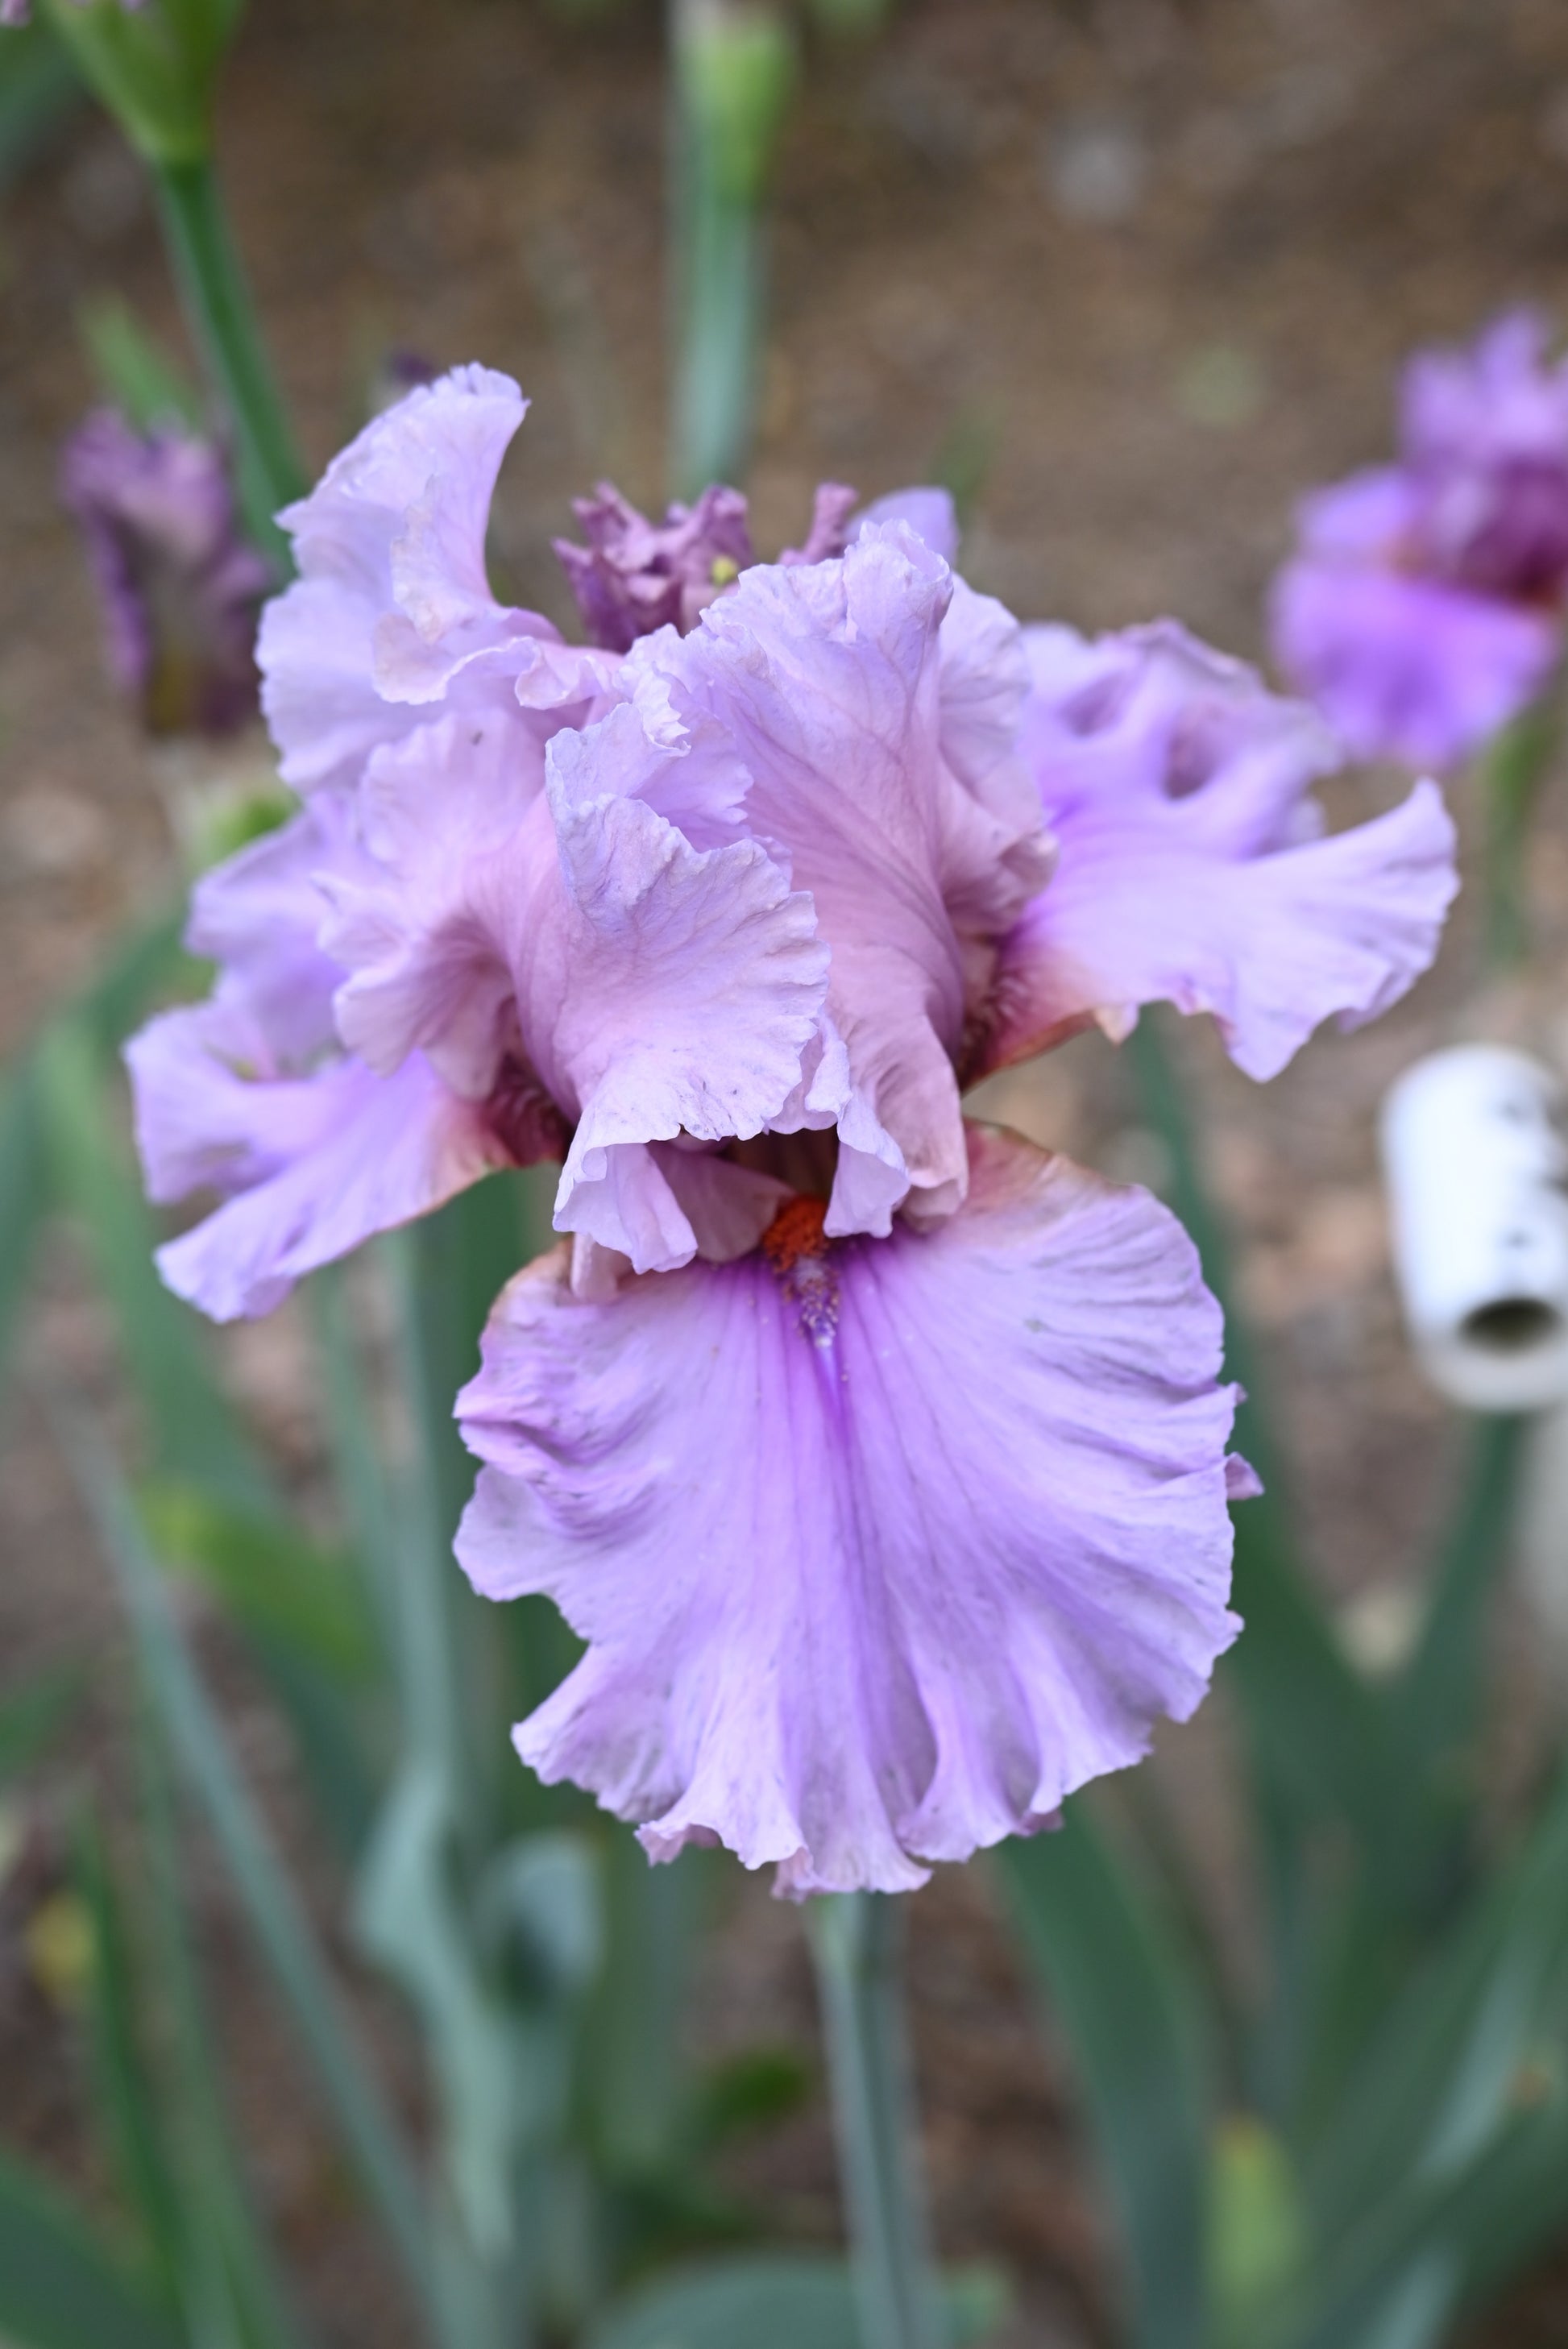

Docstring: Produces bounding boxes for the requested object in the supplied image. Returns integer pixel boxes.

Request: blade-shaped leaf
[71,1806,185,2301]
[0,2149,184,2349]
[1123,1017,1396,1847]
[1207,2116,1308,2349]
[1445,2075,1568,2314]
[0,1057,48,1403]
[388,1174,556,1841]
[76,907,190,1056]
[0,8,80,191]
[1303,1760,1568,2247]
[0,906,192,1414]
[587,2253,1004,2349]
[36,1018,271,1511]
[998,1803,1209,2349]
[1122,1013,1429,2144]
[306,1268,403,1668]
[140,1480,375,1682]
[245,1629,380,1862]
[1392,1413,1525,1763]
[39,1026,380,1853]
[355,1758,535,2264]
[397,1174,549,1550]
[47,1392,458,2347]
[587,1831,722,2181]
[1382,1412,1526,1919]
[0,1666,80,1786]
[1295,2083,1568,2349]
[134,1720,312,2349]
[479,1829,604,2004]
[79,295,204,430]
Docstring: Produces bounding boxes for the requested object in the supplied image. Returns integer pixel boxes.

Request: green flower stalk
[810,1895,944,2349]
[1476,688,1562,973]
[668,0,795,498]
[36,0,305,566]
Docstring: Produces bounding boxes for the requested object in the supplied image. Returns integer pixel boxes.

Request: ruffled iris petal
[456,1125,1243,1896]
[133,1011,508,1322]
[639,525,1052,1223]
[542,768,830,1270]
[321,707,550,1094]
[980,622,1458,1081]
[125,774,541,1322]
[258,365,564,795]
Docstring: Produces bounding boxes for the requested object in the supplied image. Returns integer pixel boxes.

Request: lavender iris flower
[127,364,1458,1895]
[1271,312,1568,770]
[61,409,270,737]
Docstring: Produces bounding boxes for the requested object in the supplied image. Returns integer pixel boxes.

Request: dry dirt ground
[6,0,1568,2342]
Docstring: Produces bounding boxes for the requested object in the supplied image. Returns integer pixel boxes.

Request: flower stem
[809,1892,944,2349]
[670,185,765,499]
[152,154,305,573]
[666,0,794,500]
[1122,1011,1280,1490]
[1477,693,1560,974]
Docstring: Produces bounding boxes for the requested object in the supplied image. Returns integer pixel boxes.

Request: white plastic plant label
[1380,1044,1568,1413]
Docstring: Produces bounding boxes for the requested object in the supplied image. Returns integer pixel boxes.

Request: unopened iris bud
[33,0,242,164]
[60,407,269,737]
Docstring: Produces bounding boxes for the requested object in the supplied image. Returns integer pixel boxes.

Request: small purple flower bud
[554,476,869,650]
[60,409,270,738]
[554,482,757,652]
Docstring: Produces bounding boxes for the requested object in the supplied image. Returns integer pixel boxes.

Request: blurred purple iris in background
[60,409,269,737]
[127,365,1458,1895]
[0,0,142,25]
[1271,311,1568,770]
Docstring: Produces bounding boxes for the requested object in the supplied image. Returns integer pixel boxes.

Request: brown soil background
[6,0,1568,2343]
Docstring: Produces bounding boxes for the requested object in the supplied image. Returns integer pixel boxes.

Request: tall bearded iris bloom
[1271,312,1568,770]
[129,364,1458,1894]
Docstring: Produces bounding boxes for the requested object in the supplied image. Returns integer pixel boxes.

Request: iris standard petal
[258,365,562,794]
[641,525,1052,1222]
[321,707,551,1094]
[541,778,829,1268]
